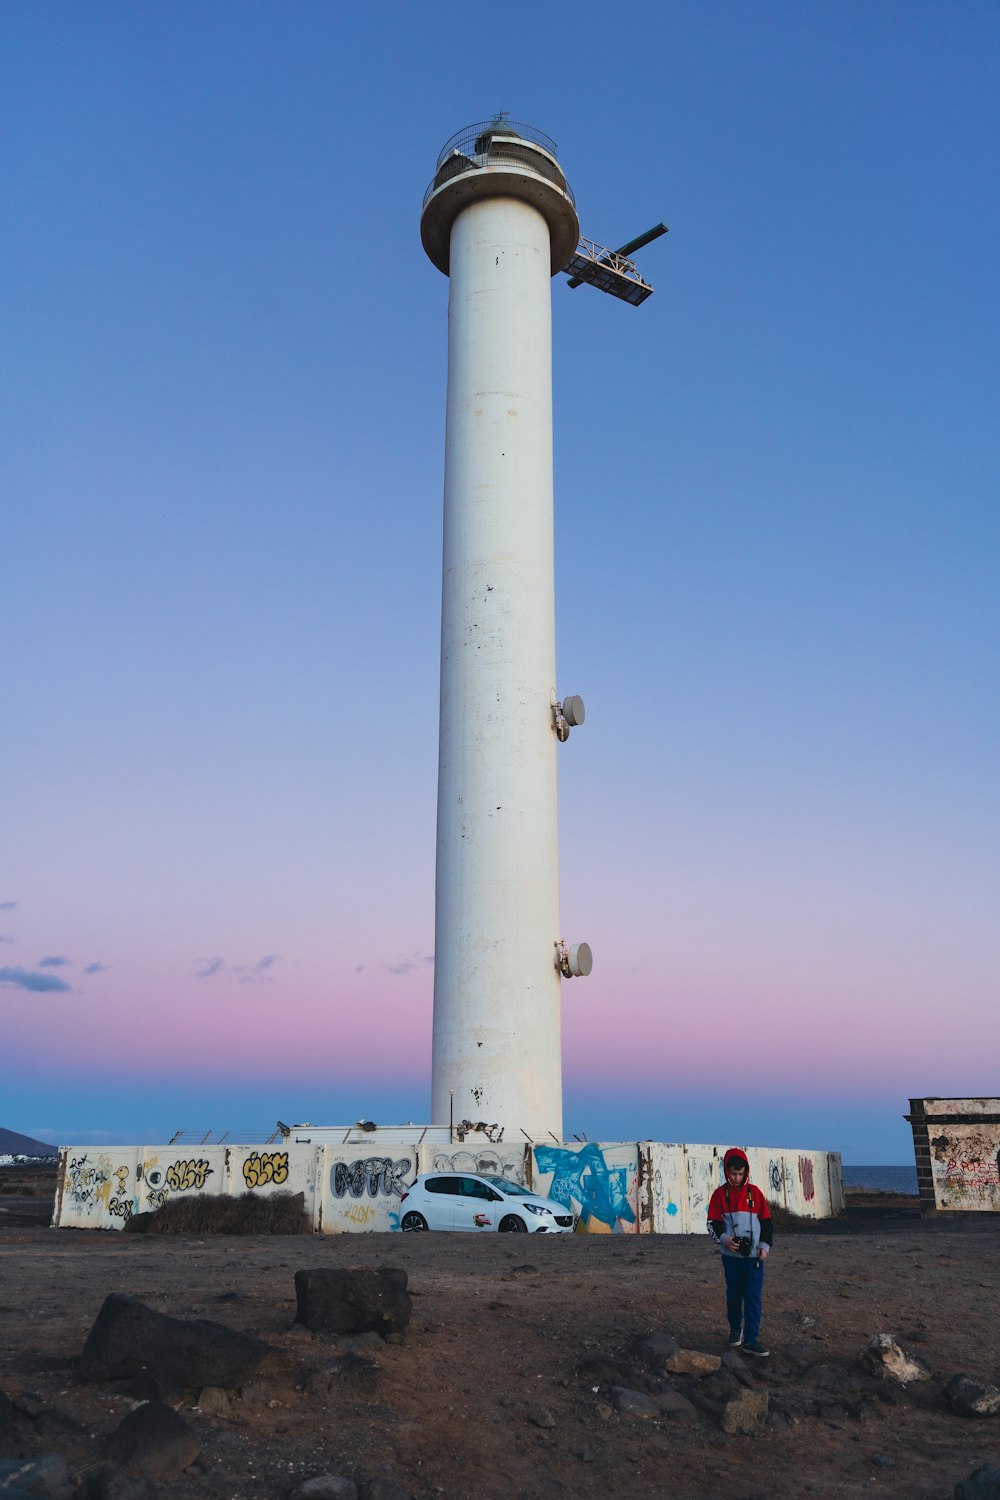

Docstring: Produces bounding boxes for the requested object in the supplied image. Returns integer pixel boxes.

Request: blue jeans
[723,1254,764,1342]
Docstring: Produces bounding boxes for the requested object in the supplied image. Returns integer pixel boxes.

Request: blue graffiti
[666,1201,679,1216]
[534,1144,637,1232]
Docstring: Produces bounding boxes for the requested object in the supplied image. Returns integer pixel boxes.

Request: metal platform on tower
[561,222,668,306]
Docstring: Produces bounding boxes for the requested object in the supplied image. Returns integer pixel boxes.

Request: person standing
[707,1147,773,1356]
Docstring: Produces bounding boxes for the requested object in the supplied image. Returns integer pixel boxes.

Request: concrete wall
[906,1098,1000,1212]
[53,1133,842,1234]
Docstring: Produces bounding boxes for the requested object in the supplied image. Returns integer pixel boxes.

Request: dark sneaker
[742,1340,770,1357]
[727,1329,743,1347]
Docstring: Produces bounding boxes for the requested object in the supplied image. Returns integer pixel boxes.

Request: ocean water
[843,1164,917,1194]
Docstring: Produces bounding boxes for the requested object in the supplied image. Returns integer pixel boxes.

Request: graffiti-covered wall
[53,1132,842,1234]
[527,1141,842,1235]
[906,1098,1000,1213]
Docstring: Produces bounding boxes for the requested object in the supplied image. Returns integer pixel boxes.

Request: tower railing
[424,119,575,211]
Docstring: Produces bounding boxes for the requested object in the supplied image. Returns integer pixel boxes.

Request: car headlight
[524,1204,552,1216]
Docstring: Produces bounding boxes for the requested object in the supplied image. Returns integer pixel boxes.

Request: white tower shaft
[431,197,562,1139]
[422,122,581,1142]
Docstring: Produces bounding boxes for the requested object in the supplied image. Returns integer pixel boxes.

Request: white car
[398,1172,575,1234]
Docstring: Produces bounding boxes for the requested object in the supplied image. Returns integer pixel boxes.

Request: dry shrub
[125,1190,310,1236]
[768,1202,832,1231]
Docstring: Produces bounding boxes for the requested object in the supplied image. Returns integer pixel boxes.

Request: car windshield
[482,1175,532,1197]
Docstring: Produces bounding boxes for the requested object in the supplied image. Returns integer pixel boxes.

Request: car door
[451,1175,501,1232]
[421,1175,461,1229]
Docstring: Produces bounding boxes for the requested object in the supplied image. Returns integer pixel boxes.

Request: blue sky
[2,2,997,1163]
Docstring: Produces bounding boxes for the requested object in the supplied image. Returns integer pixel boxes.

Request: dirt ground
[2,1167,999,1499]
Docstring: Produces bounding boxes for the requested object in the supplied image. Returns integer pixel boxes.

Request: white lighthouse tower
[421,120,591,1142]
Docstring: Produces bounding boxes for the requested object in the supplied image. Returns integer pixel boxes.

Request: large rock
[663,1349,721,1377]
[956,1465,1000,1499]
[294,1268,412,1339]
[104,1403,200,1482]
[945,1375,1000,1418]
[79,1294,271,1397]
[721,1387,769,1436]
[861,1334,929,1384]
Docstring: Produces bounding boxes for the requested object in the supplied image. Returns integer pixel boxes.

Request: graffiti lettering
[165,1159,213,1191]
[768,1159,784,1196]
[534,1144,637,1233]
[66,1153,117,1210]
[243,1151,289,1189]
[331,1157,412,1199]
[341,1202,376,1225]
[799,1156,815,1202]
[108,1197,133,1221]
[944,1157,1000,1188]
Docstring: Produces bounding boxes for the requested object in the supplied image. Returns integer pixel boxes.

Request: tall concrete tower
[421,120,591,1142]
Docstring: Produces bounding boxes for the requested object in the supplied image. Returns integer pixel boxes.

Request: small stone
[658,1392,697,1422]
[860,1334,928,1385]
[612,1389,657,1419]
[291,1477,359,1500]
[359,1480,408,1500]
[527,1406,557,1429]
[305,1354,381,1399]
[105,1402,200,1481]
[577,1448,597,1463]
[955,1464,1000,1499]
[946,1375,1000,1418]
[196,1386,230,1416]
[593,1401,614,1421]
[0,1454,74,1498]
[721,1388,769,1437]
[76,1466,158,1500]
[635,1333,678,1367]
[868,1455,896,1469]
[664,1349,722,1377]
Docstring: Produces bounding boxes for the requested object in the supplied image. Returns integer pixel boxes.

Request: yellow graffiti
[166,1159,213,1191]
[114,1166,129,1196]
[242,1151,290,1189]
[341,1201,376,1225]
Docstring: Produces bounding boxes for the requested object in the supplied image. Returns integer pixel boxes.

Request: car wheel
[400,1211,428,1232]
[499,1215,527,1233]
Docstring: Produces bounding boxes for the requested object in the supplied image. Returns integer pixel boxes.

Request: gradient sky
[3,3,997,1164]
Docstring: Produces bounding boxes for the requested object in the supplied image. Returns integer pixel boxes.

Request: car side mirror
[488,1190,503,1202]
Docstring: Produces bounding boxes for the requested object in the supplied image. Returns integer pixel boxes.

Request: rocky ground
[2,1166,999,1499]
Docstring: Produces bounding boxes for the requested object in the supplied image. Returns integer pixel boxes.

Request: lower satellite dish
[566,942,593,978]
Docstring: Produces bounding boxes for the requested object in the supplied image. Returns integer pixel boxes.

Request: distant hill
[0,1127,58,1158]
